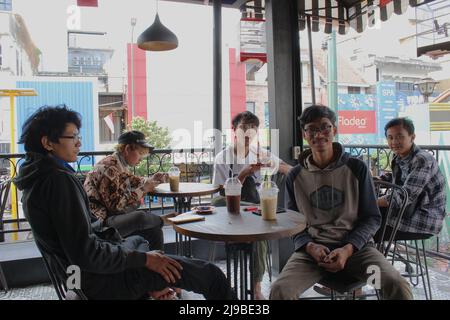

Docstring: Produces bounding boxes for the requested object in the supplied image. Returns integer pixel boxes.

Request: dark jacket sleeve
[344,159,382,250]
[285,166,313,251]
[42,172,147,274]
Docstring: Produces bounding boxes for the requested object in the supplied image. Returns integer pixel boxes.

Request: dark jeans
[81,236,233,300]
[105,210,164,250]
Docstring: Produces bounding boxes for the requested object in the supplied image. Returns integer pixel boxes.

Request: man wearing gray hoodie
[270,105,412,300]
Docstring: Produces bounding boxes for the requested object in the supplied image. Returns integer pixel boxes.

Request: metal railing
[0,148,215,241]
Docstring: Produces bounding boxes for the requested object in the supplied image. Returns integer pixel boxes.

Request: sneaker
[313,285,366,299]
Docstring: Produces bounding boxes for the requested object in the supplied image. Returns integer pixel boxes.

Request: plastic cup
[258,181,279,220]
[168,167,180,192]
[224,177,242,214]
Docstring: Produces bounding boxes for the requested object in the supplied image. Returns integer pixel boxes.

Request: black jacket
[14,153,146,275]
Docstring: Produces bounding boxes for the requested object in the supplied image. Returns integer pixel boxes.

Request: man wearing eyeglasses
[270,105,412,300]
[84,131,170,254]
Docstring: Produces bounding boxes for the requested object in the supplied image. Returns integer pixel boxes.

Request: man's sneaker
[313,285,366,299]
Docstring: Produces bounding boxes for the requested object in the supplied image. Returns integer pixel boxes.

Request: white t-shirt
[212,145,280,186]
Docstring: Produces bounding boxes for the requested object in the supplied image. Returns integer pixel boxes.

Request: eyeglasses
[304,124,333,137]
[236,124,258,132]
[60,134,82,143]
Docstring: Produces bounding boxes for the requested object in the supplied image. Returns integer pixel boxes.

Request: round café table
[172,206,306,300]
[149,183,220,257]
[150,182,220,213]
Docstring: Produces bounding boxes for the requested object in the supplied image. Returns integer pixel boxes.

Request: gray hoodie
[286,143,381,251]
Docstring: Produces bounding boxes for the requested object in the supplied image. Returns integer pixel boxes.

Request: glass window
[0,0,12,11]
[348,86,361,94]
[246,101,255,113]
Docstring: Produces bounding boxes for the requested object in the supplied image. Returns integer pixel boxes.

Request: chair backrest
[34,239,88,300]
[373,180,409,257]
[0,179,12,242]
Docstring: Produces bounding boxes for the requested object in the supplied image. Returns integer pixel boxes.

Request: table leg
[225,242,254,300]
[173,196,192,257]
[249,245,254,300]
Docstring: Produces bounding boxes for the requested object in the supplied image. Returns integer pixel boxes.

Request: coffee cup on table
[224,177,242,214]
[168,167,180,192]
[258,181,279,220]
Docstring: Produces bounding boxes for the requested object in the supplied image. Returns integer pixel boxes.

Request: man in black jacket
[14,105,232,300]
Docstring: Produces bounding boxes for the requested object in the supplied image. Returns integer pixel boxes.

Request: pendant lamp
[137,1,178,51]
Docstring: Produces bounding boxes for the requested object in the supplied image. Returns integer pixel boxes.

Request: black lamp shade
[137,13,178,51]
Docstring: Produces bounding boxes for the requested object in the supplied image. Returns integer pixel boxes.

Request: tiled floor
[2,257,450,300]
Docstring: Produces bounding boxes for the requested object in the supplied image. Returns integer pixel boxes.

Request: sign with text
[376,81,398,141]
[338,111,376,134]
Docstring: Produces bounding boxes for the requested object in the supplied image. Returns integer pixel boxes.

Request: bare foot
[254,292,266,300]
[254,282,266,300]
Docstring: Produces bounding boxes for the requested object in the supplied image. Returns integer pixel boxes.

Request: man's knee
[381,270,413,299]
[136,211,163,229]
[270,278,298,300]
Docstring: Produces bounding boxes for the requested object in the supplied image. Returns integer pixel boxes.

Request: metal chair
[0,179,12,293]
[0,179,12,243]
[390,232,434,300]
[34,240,88,300]
[308,181,409,300]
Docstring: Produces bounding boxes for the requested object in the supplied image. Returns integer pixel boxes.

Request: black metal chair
[389,231,434,300]
[0,179,11,243]
[0,179,12,293]
[34,240,88,300]
[306,181,409,300]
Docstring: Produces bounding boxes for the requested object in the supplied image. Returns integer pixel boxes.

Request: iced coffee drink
[224,177,242,214]
[258,181,279,220]
[168,167,180,192]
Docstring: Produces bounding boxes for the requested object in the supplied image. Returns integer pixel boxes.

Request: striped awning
[298,0,436,34]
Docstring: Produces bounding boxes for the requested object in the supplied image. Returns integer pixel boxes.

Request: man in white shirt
[212,111,291,299]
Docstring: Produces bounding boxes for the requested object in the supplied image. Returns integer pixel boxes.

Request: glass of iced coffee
[168,167,180,192]
[258,181,279,220]
[224,177,242,214]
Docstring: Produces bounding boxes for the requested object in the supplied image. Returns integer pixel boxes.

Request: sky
[11,0,448,79]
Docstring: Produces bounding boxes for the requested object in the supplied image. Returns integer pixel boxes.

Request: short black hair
[384,117,415,136]
[231,111,259,129]
[18,105,82,154]
[299,105,336,128]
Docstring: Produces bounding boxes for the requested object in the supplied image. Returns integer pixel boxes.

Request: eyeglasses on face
[236,123,258,132]
[60,134,82,143]
[304,124,333,137]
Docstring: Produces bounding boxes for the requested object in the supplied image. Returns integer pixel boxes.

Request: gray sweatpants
[270,245,413,300]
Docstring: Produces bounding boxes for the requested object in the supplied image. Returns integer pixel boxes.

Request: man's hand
[305,242,330,264]
[238,164,262,183]
[145,251,183,284]
[144,173,167,193]
[152,172,168,184]
[377,197,388,208]
[318,244,354,273]
[278,161,292,175]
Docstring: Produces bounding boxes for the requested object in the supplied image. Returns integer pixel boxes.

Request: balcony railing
[0,148,215,242]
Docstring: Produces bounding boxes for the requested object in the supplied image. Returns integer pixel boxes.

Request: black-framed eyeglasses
[60,134,82,143]
[304,124,333,137]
